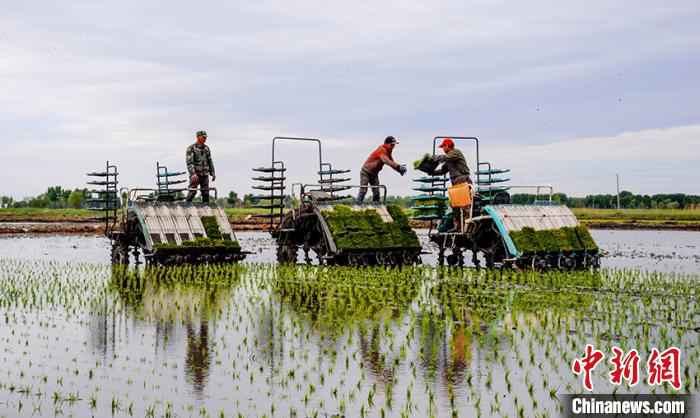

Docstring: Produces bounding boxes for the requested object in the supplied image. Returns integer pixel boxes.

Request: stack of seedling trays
[509,225,600,269]
[321,205,422,265]
[476,162,511,203]
[251,161,287,231]
[317,163,353,202]
[155,162,187,201]
[86,161,120,231]
[410,154,448,222]
[410,176,449,221]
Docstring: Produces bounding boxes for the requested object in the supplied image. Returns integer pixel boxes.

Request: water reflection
[358,324,396,386]
[89,264,609,412]
[268,266,600,396]
[88,265,240,397]
[185,320,211,396]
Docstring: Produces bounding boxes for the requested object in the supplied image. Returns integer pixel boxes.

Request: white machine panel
[490,204,579,232]
[134,202,238,249]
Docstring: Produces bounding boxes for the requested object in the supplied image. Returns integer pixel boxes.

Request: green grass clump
[322,205,420,251]
[200,216,222,239]
[510,226,597,254]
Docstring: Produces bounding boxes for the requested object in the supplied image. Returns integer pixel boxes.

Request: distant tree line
[1,186,88,209]
[3,188,698,210]
[511,191,700,209]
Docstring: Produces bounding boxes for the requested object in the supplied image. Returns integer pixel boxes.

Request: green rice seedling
[0,256,697,417]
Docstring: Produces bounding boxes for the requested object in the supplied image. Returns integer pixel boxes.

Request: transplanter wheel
[557,253,576,270]
[110,242,129,265]
[484,251,496,269]
[401,252,418,266]
[584,253,601,269]
[446,249,463,267]
[276,240,298,264]
[348,253,367,266]
[531,255,549,271]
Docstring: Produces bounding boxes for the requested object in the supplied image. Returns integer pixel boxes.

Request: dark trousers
[186,173,210,203]
[357,169,380,203]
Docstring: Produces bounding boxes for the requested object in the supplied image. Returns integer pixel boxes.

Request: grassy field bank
[1,207,700,230]
[0,207,264,221]
[572,208,700,221]
[572,208,700,230]
[0,207,101,222]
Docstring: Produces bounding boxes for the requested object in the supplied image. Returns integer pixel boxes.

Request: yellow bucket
[448,182,472,208]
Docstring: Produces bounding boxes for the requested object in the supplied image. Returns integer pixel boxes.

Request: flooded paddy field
[1,229,698,272]
[0,230,698,417]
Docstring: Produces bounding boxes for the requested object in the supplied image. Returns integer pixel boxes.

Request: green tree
[46,186,63,203]
[227,191,240,207]
[242,194,255,207]
[67,190,85,209]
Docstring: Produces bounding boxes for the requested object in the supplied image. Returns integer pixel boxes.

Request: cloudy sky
[1,1,699,199]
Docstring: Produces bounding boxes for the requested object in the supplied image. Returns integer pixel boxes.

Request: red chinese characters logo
[572,344,605,391]
[609,346,640,386]
[647,347,682,390]
[572,345,682,391]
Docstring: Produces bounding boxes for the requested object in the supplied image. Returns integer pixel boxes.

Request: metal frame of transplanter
[251,136,356,232]
[252,137,423,266]
[426,136,554,235]
[155,162,188,201]
[86,161,120,236]
[411,134,602,269]
[88,162,246,264]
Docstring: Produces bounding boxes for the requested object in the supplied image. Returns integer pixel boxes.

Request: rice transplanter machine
[86,161,246,265]
[251,137,422,266]
[412,136,600,269]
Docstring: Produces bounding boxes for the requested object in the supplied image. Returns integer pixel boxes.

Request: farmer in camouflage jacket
[186,130,216,203]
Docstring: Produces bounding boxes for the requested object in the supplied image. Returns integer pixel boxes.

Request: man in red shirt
[357,136,407,203]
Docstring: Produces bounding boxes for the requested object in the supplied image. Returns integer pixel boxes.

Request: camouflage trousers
[186,173,210,203]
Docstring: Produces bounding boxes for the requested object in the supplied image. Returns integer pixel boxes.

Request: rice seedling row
[0,259,697,417]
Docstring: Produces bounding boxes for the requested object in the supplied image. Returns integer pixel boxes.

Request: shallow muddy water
[0,230,698,417]
[0,261,697,418]
[0,229,697,273]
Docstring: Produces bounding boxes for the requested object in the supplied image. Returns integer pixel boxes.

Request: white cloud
[0,0,699,199]
[484,125,700,196]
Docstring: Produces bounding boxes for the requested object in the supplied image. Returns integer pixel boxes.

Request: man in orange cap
[433,138,472,232]
[433,138,471,185]
[357,136,407,203]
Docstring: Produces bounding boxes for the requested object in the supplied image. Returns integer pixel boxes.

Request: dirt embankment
[0,222,106,235]
[229,216,271,231]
